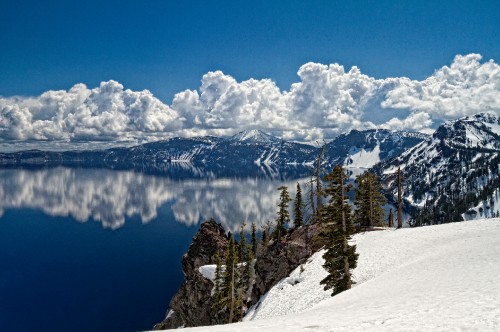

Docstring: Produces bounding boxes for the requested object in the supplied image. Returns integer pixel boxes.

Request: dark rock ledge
[154,219,326,330]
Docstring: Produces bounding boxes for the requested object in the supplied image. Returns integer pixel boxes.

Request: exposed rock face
[251,223,326,303]
[154,220,327,330]
[154,219,229,330]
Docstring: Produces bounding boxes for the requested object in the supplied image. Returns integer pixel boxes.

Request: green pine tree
[274,186,292,240]
[294,182,305,227]
[239,222,247,263]
[354,171,386,228]
[388,208,394,228]
[261,220,271,246]
[222,234,238,323]
[250,222,257,255]
[397,167,403,229]
[320,165,358,296]
[212,252,223,314]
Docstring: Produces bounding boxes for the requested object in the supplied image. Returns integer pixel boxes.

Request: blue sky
[0,0,499,149]
[1,0,498,101]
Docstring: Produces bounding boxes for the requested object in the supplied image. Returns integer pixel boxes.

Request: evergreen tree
[354,171,386,228]
[315,144,326,215]
[222,234,238,323]
[320,165,358,296]
[250,222,257,255]
[238,222,247,263]
[397,167,403,229]
[238,245,255,319]
[274,186,291,240]
[307,176,316,223]
[294,182,305,227]
[212,252,223,314]
[261,220,272,246]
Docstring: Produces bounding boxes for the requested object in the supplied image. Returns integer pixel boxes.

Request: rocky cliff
[153,220,229,329]
[154,220,327,329]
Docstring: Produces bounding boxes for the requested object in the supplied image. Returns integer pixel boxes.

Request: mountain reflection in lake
[0,167,308,232]
[0,167,310,331]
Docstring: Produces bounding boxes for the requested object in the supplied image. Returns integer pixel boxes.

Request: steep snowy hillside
[186,218,500,331]
[324,129,428,169]
[375,113,500,225]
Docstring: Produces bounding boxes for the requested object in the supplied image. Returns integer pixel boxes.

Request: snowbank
[198,264,216,282]
[184,218,500,331]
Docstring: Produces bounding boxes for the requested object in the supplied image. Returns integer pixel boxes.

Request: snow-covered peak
[229,129,282,144]
[435,112,500,150]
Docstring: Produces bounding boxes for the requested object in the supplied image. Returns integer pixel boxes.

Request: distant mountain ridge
[375,113,500,224]
[0,129,428,175]
[324,129,428,169]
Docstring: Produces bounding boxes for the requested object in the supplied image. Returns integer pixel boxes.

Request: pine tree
[222,234,238,323]
[274,186,291,240]
[250,222,257,255]
[354,171,386,228]
[239,245,254,318]
[238,222,247,263]
[320,165,358,296]
[294,182,305,227]
[261,220,272,246]
[315,144,325,215]
[397,167,403,229]
[212,252,223,314]
[307,176,316,223]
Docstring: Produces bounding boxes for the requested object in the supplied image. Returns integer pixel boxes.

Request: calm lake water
[0,167,306,331]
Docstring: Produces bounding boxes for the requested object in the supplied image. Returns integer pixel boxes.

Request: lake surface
[0,167,306,331]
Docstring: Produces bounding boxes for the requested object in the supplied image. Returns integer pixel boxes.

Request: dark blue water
[0,167,301,331]
[0,205,198,332]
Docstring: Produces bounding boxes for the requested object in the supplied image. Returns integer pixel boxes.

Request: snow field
[185,219,500,331]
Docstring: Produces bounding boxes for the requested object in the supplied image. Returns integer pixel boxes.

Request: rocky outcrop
[154,220,327,330]
[154,219,229,330]
[251,223,326,303]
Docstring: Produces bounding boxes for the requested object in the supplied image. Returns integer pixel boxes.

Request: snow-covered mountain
[0,129,427,175]
[375,113,500,224]
[187,219,500,331]
[228,129,283,144]
[324,129,428,169]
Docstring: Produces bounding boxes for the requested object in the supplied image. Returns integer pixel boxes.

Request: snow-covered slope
[325,129,428,169]
[376,113,500,225]
[186,218,500,331]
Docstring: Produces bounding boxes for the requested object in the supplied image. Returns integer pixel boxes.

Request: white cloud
[382,54,500,119]
[382,112,433,131]
[0,80,183,144]
[1,53,499,148]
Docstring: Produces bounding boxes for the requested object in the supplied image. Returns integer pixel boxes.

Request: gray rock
[154,221,327,330]
[154,219,229,329]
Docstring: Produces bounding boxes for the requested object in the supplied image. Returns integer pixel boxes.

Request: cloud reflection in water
[0,168,307,232]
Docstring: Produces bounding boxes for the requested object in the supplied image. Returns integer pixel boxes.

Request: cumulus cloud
[1,53,499,148]
[0,80,183,144]
[382,112,434,132]
[382,54,500,119]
